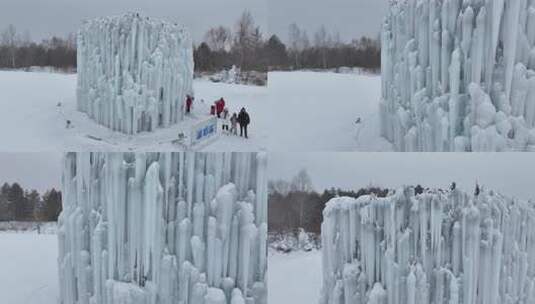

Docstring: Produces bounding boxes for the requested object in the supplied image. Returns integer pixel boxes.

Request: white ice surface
[0,71,267,151]
[267,71,392,151]
[0,233,58,304]
[267,249,322,304]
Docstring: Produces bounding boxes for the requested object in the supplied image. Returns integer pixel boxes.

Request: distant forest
[0,11,380,72]
[268,170,389,234]
[0,182,62,222]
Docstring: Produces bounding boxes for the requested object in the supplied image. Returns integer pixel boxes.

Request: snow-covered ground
[0,70,392,152]
[268,249,322,304]
[0,71,268,151]
[0,233,58,304]
[267,71,392,151]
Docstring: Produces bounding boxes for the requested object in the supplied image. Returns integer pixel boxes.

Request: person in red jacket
[216,98,225,118]
[185,95,193,114]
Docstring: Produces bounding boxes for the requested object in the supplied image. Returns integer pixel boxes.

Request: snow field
[0,233,59,304]
[268,249,322,304]
[267,71,392,151]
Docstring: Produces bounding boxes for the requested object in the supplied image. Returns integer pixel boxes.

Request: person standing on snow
[216,98,225,118]
[230,113,238,135]
[237,107,250,138]
[221,108,230,132]
[185,95,193,114]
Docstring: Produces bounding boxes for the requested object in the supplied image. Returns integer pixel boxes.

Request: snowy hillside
[0,71,267,151]
[321,186,535,304]
[59,152,267,304]
[381,0,535,151]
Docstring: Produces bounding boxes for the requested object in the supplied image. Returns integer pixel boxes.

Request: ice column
[320,186,535,304]
[380,0,535,151]
[77,13,194,134]
[58,152,268,304]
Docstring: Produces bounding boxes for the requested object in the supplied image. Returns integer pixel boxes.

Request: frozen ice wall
[380,0,535,151]
[77,13,194,134]
[320,186,535,304]
[58,152,268,304]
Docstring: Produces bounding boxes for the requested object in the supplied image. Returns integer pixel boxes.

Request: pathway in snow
[267,71,392,151]
[0,233,58,304]
[268,249,322,304]
[0,71,267,152]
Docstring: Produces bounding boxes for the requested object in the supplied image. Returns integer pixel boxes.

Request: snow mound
[321,186,535,304]
[380,1,535,151]
[77,13,194,134]
[58,152,267,304]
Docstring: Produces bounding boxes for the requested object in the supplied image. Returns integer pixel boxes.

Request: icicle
[320,185,535,304]
[77,13,194,134]
[58,152,267,304]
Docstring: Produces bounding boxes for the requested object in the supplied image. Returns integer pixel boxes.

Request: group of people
[185,95,251,139]
[213,98,250,139]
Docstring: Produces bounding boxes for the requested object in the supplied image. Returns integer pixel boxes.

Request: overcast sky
[0,0,267,44]
[268,0,388,43]
[269,153,535,201]
[0,153,62,192]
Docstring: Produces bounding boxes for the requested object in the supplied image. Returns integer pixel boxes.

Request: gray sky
[0,153,62,192]
[268,0,388,44]
[0,0,267,44]
[269,153,535,201]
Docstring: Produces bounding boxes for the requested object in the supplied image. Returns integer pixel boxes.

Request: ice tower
[77,13,194,134]
[320,186,535,304]
[57,152,268,304]
[380,0,535,151]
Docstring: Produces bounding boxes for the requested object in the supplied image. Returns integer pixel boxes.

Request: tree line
[0,24,76,70]
[1,14,380,73]
[195,19,381,72]
[0,182,62,222]
[268,170,388,234]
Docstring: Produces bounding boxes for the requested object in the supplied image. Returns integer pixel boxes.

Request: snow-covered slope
[0,71,267,151]
[58,152,267,304]
[381,0,535,151]
[77,13,194,134]
[321,186,535,304]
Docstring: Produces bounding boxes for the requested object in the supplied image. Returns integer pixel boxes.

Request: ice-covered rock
[320,186,535,304]
[58,152,268,304]
[380,0,535,151]
[77,13,194,134]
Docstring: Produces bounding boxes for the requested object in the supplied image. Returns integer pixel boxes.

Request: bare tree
[301,30,310,50]
[204,26,231,51]
[291,169,314,193]
[288,23,301,68]
[314,25,330,68]
[289,169,314,228]
[2,24,18,68]
[233,10,262,69]
[268,179,291,195]
[21,29,31,47]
